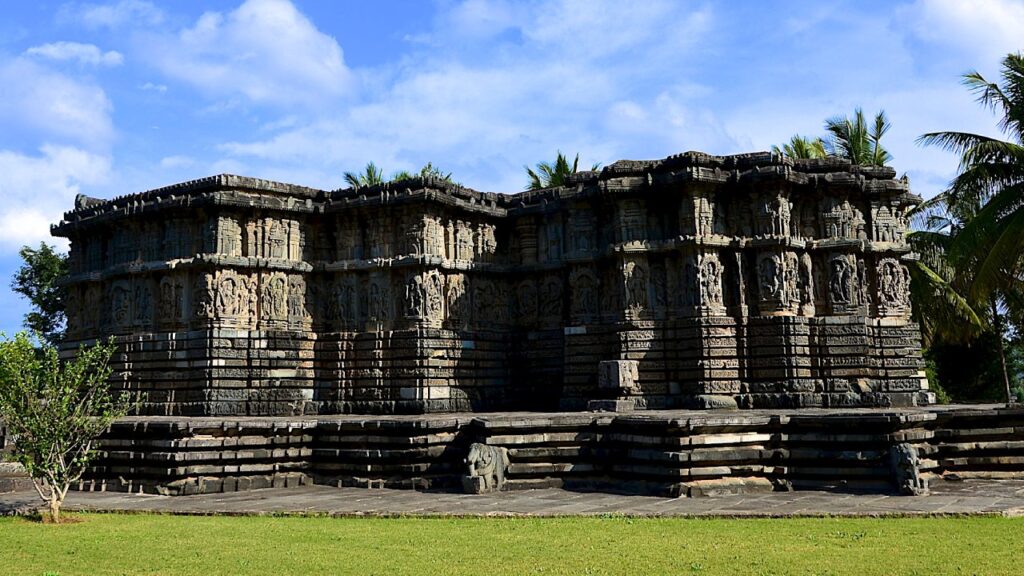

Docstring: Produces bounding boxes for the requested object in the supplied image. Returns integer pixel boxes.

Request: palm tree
[906,199,986,348]
[344,162,385,189]
[916,53,1024,403]
[350,162,455,187]
[772,135,828,159]
[418,162,453,182]
[525,151,600,190]
[824,108,892,166]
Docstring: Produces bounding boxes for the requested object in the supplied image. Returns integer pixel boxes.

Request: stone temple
[53,150,933,417]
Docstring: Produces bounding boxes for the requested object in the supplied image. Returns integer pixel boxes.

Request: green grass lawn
[1,514,1021,575]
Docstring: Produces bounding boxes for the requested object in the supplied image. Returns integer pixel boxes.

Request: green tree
[525,151,600,190]
[771,135,828,159]
[0,333,135,523]
[913,53,1024,403]
[11,243,68,347]
[343,161,385,189]
[418,162,453,182]
[824,108,893,166]
[349,162,455,187]
[390,162,454,183]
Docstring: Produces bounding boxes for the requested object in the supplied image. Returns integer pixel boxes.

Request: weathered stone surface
[461,443,509,494]
[59,405,1024,498]
[53,151,930,415]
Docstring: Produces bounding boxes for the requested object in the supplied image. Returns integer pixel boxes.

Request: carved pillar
[517,217,537,265]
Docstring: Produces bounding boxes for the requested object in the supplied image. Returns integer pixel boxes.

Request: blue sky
[0,0,1021,334]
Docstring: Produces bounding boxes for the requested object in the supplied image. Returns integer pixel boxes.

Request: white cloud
[215,0,718,192]
[0,57,114,148]
[59,0,164,29]
[159,155,194,169]
[900,0,1024,64]
[144,0,351,108]
[0,145,111,248]
[25,41,123,67]
[139,81,167,92]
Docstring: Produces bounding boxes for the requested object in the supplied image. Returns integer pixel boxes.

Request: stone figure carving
[203,219,218,254]
[856,258,868,306]
[516,280,538,319]
[331,280,358,328]
[624,260,648,314]
[446,274,467,325]
[216,273,241,319]
[405,274,425,318]
[681,255,698,307]
[813,256,827,306]
[473,279,502,323]
[288,276,307,322]
[539,275,562,319]
[156,278,179,323]
[426,272,444,322]
[890,443,928,496]
[877,258,911,315]
[651,262,667,311]
[455,221,474,261]
[757,253,783,302]
[368,278,390,323]
[110,282,131,325]
[262,274,288,321]
[133,283,152,325]
[784,252,800,308]
[570,268,599,321]
[192,276,215,320]
[461,443,509,494]
[828,256,854,305]
[83,284,102,330]
[425,216,446,257]
[267,220,287,259]
[481,225,498,261]
[799,253,815,316]
[757,194,790,237]
[734,252,747,310]
[698,254,723,307]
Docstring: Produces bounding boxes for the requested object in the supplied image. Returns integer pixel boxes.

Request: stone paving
[3,479,1024,518]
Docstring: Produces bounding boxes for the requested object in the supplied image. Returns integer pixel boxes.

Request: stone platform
[3,479,1024,518]
[60,404,1024,498]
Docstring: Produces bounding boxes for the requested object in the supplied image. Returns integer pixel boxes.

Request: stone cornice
[51,151,918,235]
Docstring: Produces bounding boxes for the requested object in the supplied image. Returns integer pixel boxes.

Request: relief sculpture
[53,150,930,416]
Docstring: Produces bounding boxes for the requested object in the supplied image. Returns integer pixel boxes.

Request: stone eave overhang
[52,174,326,236]
[50,151,918,236]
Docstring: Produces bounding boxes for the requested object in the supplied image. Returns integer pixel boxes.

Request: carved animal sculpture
[462,443,509,494]
[890,442,928,495]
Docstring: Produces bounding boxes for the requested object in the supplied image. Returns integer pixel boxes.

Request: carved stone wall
[53,153,932,415]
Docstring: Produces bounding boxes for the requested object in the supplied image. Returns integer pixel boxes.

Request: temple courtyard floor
[3,478,1024,517]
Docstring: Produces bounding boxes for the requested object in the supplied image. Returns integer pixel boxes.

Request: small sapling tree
[0,333,134,523]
